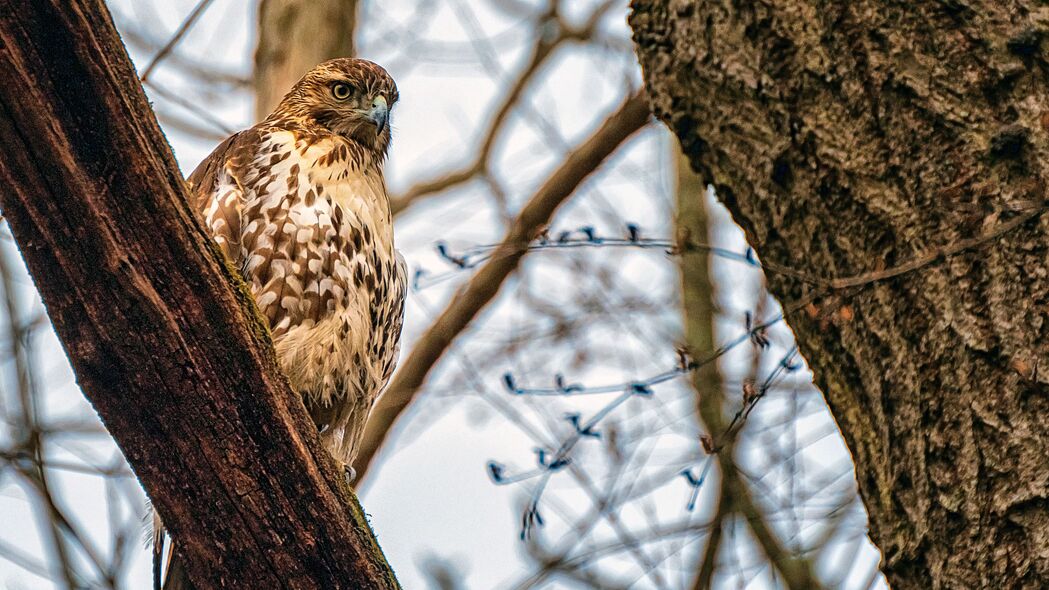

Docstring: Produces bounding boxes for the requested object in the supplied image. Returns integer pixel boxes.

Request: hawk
[155,58,407,590]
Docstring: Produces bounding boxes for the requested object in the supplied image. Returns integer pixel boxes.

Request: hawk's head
[273,58,399,156]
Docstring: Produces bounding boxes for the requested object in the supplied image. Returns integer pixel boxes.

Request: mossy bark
[631,2,1049,588]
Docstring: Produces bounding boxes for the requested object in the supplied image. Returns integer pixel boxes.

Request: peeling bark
[631,2,1049,588]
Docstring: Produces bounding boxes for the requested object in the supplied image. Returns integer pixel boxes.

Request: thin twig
[390,0,619,214]
[139,0,218,82]
[354,92,651,480]
[759,206,1047,290]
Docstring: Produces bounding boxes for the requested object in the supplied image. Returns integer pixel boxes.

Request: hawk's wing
[186,129,259,267]
[188,129,360,340]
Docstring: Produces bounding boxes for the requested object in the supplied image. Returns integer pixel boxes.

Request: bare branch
[138,0,217,82]
[390,0,620,215]
[354,91,651,480]
[117,24,250,89]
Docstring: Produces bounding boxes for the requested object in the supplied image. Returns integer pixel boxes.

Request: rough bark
[255,0,358,118]
[631,2,1049,589]
[0,2,398,588]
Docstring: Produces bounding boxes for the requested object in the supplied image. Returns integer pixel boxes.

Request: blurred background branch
[355,91,650,481]
[255,0,359,117]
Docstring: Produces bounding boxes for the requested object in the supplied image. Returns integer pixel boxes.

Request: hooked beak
[368,96,389,135]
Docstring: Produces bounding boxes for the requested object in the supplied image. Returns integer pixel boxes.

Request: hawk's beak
[369,96,389,135]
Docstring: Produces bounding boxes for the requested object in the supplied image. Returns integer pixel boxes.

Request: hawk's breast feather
[189,124,406,461]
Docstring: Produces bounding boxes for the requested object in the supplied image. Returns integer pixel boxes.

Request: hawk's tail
[150,509,197,590]
[159,551,196,590]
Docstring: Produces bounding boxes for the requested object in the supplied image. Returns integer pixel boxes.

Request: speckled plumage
[155,57,406,590]
[188,58,406,465]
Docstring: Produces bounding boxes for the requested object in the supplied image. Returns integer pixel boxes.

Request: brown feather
[156,58,407,588]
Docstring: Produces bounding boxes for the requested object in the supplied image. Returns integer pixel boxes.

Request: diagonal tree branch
[353,91,651,481]
[138,0,217,83]
[389,0,620,215]
[0,2,398,588]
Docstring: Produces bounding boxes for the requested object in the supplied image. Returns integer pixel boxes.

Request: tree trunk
[631,2,1049,589]
[0,2,398,588]
[254,0,358,118]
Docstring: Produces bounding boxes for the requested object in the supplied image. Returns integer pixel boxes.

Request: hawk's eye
[331,83,352,100]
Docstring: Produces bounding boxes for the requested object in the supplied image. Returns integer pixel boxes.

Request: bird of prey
[154,58,407,590]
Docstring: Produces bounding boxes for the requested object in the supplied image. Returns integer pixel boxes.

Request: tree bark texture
[255,0,358,118]
[0,2,398,588]
[631,2,1049,589]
